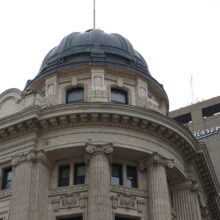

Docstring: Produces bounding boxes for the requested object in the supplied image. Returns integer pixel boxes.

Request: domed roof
[37,29,150,79]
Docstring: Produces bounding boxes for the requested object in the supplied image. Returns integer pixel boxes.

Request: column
[9,150,51,220]
[172,181,202,220]
[86,143,113,220]
[140,152,173,220]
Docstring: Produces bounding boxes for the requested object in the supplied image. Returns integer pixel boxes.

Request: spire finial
[93,0,96,29]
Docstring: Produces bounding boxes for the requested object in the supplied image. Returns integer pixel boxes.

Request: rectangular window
[115,217,139,220]
[111,164,123,185]
[202,103,220,118]
[126,166,137,188]
[58,216,83,220]
[74,163,85,185]
[58,165,70,187]
[173,113,192,124]
[2,167,12,190]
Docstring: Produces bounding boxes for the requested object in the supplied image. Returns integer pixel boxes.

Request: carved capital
[139,152,174,171]
[86,143,113,155]
[11,150,52,168]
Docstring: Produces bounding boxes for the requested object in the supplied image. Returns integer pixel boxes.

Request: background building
[0,29,219,220]
[170,96,220,183]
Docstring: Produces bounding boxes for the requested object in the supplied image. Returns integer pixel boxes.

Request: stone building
[170,96,220,184]
[0,29,219,220]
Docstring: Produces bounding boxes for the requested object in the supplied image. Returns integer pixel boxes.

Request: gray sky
[0,0,220,110]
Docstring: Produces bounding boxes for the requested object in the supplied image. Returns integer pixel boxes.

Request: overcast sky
[0,0,220,110]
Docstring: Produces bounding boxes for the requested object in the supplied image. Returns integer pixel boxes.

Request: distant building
[170,96,220,183]
[0,29,219,220]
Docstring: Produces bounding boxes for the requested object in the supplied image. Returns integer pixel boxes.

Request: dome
[37,29,150,80]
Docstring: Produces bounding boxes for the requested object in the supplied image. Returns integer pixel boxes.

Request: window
[66,87,84,103]
[74,163,85,185]
[173,113,192,124]
[115,217,139,220]
[126,166,137,188]
[2,167,12,190]
[111,164,123,185]
[202,103,220,118]
[58,165,70,187]
[58,216,82,220]
[111,88,128,104]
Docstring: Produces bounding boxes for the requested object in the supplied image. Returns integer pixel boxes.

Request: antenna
[93,0,96,29]
[190,75,195,104]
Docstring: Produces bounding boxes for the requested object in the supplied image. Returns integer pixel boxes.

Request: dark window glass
[126,166,137,188]
[173,113,192,124]
[111,164,123,185]
[58,165,70,187]
[74,163,85,185]
[2,167,12,190]
[58,216,83,220]
[66,88,84,103]
[115,217,139,220]
[111,88,128,104]
[202,103,220,118]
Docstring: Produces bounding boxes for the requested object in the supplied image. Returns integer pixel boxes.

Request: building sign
[193,126,220,140]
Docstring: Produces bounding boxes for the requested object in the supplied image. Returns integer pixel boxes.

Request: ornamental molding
[0,188,12,199]
[49,184,88,196]
[51,192,87,212]
[111,193,145,213]
[11,150,52,169]
[138,152,174,171]
[110,185,147,198]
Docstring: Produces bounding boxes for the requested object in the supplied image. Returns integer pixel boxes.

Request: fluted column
[172,181,202,220]
[9,150,51,220]
[140,152,173,220]
[86,143,113,220]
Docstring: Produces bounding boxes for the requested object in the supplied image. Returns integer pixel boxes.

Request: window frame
[1,167,12,190]
[66,87,84,103]
[74,163,85,185]
[58,165,70,187]
[126,165,138,188]
[111,87,128,104]
[111,163,123,186]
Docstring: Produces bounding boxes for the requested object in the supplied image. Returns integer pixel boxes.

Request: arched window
[111,88,128,104]
[66,87,84,103]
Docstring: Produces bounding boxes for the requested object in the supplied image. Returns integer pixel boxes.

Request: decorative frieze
[111,193,145,213]
[51,192,87,212]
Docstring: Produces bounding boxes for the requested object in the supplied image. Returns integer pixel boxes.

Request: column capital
[139,152,174,171]
[85,143,113,164]
[86,143,113,155]
[11,150,52,169]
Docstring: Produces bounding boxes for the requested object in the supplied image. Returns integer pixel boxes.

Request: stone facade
[0,29,219,220]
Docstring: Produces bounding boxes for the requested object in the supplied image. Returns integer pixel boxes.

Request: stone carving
[119,193,136,209]
[11,150,52,168]
[51,192,87,212]
[139,152,174,171]
[86,143,113,155]
[60,192,78,209]
[111,193,145,213]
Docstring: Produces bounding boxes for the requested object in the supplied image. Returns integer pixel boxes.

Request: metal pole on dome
[93,0,96,29]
